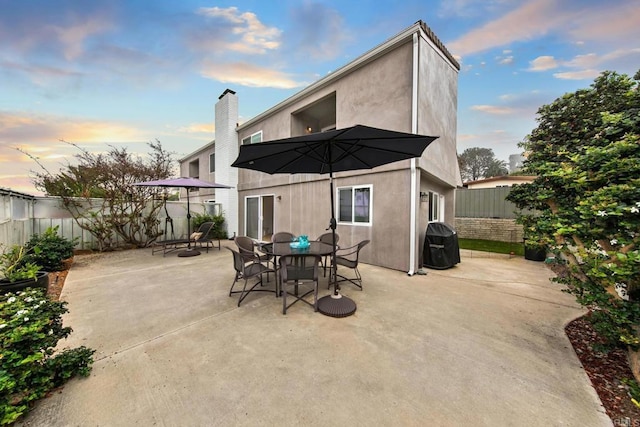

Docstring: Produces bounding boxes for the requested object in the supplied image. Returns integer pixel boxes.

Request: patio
[18,244,610,426]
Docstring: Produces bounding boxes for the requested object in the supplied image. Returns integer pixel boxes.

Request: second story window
[209,153,215,173]
[242,131,262,145]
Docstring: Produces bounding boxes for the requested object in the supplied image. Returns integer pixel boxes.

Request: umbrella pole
[317,171,356,317]
[329,174,339,296]
[178,187,200,257]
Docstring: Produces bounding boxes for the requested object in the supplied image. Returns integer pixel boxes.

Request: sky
[1,0,639,195]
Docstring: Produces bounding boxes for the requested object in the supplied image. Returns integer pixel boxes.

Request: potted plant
[0,244,48,294]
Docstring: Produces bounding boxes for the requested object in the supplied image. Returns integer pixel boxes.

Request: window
[209,153,215,173]
[428,191,440,222]
[188,159,199,179]
[242,131,262,145]
[337,185,372,225]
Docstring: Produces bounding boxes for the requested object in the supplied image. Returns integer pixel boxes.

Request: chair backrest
[354,240,370,263]
[235,236,255,252]
[317,232,339,245]
[340,240,370,265]
[272,232,295,243]
[279,254,321,282]
[195,222,214,240]
[226,247,244,273]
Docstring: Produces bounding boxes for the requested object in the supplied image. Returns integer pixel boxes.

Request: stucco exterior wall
[179,144,217,201]
[230,22,459,273]
[416,32,460,198]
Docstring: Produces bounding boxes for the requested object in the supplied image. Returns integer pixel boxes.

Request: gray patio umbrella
[133,177,232,257]
[231,124,438,317]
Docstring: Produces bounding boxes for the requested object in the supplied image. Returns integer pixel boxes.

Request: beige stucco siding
[237,168,412,271]
[234,26,458,273]
[417,33,459,193]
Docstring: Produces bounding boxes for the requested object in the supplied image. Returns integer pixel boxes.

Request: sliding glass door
[245,195,274,241]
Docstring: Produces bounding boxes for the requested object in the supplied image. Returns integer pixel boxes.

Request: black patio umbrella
[231,124,438,317]
[133,177,232,257]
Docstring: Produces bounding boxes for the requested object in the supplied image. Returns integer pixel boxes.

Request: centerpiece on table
[289,235,310,249]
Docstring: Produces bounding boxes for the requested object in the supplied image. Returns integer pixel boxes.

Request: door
[245,195,274,241]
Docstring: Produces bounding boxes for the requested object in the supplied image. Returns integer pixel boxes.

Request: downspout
[408,32,419,276]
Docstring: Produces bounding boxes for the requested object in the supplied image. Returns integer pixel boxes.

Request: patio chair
[316,231,340,277]
[272,232,296,243]
[235,236,274,280]
[279,254,321,314]
[226,247,277,307]
[152,221,217,256]
[192,222,221,252]
[331,240,370,290]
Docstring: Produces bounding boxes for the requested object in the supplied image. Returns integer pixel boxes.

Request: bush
[0,288,94,425]
[23,226,77,272]
[0,245,40,282]
[192,212,228,239]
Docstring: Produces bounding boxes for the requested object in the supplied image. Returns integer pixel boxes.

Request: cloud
[447,0,566,57]
[471,105,515,115]
[0,111,145,145]
[528,55,559,71]
[200,61,305,89]
[553,69,601,80]
[285,2,352,61]
[566,2,640,48]
[53,17,114,60]
[447,0,638,62]
[191,7,281,55]
[177,123,215,135]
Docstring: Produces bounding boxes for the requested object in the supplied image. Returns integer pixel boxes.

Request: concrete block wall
[454,217,523,243]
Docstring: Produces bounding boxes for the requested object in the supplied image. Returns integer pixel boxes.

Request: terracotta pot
[0,271,49,294]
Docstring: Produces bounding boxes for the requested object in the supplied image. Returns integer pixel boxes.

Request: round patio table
[261,241,333,256]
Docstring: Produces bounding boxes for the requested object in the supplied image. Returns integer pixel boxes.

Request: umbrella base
[178,248,201,257]
[317,293,357,318]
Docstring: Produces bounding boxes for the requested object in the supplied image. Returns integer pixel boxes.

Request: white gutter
[408,32,419,276]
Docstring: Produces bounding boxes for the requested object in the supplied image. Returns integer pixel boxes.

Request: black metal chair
[272,232,295,243]
[226,247,276,306]
[331,240,370,290]
[235,236,274,280]
[316,232,339,277]
[279,254,321,314]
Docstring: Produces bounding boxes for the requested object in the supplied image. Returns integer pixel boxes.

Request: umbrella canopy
[133,177,232,257]
[133,177,232,189]
[231,124,437,175]
[231,124,438,316]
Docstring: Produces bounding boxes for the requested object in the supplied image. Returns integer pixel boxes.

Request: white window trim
[242,130,263,145]
[209,153,215,173]
[336,184,373,226]
[427,191,445,222]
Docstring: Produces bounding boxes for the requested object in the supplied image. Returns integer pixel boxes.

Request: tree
[28,140,175,250]
[458,147,508,181]
[507,70,640,350]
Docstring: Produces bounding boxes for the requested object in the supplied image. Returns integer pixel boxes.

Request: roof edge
[238,20,457,131]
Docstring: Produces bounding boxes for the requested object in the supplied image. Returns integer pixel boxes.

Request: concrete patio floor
[18,244,611,426]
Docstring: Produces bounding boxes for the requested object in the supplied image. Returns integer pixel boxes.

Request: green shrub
[23,226,77,272]
[192,212,228,239]
[0,288,94,425]
[0,245,41,282]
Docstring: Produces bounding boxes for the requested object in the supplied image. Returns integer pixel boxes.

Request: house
[180,20,461,274]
